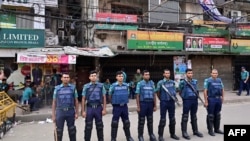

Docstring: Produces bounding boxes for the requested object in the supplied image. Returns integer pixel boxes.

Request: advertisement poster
[185,36,229,52]
[185,36,203,51]
[173,56,191,89]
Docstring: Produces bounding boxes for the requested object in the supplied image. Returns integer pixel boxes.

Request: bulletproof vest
[181,79,197,99]
[160,80,176,101]
[86,83,103,104]
[55,85,75,108]
[207,78,222,97]
[111,83,129,104]
[139,80,154,101]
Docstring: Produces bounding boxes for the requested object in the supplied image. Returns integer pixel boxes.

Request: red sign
[96,12,137,23]
[203,37,229,45]
[17,54,76,64]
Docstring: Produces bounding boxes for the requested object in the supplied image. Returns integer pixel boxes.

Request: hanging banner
[127,30,183,50]
[185,36,229,52]
[198,0,241,23]
[96,13,137,23]
[231,39,250,53]
[17,54,76,64]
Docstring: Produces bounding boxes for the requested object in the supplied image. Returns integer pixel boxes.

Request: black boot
[207,114,215,136]
[68,126,76,141]
[84,121,93,141]
[111,121,118,141]
[96,121,104,141]
[214,113,224,134]
[169,118,180,140]
[56,128,63,141]
[147,116,157,141]
[138,117,145,141]
[181,114,190,140]
[123,120,134,141]
[191,115,203,137]
[158,119,166,141]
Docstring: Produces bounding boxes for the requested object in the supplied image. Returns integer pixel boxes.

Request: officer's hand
[137,107,140,113]
[75,113,78,120]
[52,114,56,123]
[204,102,208,107]
[82,111,86,118]
[102,109,107,116]
[153,106,157,112]
[221,97,224,103]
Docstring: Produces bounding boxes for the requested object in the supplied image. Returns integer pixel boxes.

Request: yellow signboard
[231,39,250,53]
[127,30,183,41]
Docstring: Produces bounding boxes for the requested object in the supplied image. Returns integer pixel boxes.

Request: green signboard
[0,28,45,48]
[127,40,183,50]
[193,27,229,36]
[95,24,138,30]
[235,30,250,37]
[0,13,16,28]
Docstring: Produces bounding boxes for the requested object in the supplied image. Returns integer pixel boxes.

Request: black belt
[209,96,221,99]
[87,103,101,108]
[112,104,127,107]
[141,99,154,102]
[56,107,74,111]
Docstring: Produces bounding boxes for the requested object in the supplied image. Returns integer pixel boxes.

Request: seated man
[21,76,40,111]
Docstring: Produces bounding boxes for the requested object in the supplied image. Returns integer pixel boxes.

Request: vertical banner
[173,56,189,89]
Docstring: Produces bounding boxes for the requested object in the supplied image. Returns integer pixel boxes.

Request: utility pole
[81,0,87,47]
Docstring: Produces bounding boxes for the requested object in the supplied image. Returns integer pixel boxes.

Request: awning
[64,46,117,57]
[16,46,116,64]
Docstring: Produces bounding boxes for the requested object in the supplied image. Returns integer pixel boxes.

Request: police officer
[136,70,157,141]
[82,70,107,141]
[204,69,224,136]
[157,69,179,141]
[179,69,203,140]
[238,66,249,96]
[52,72,79,141]
[109,71,134,141]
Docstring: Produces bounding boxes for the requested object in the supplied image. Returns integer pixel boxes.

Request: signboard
[231,39,250,53]
[17,54,76,64]
[0,28,45,48]
[96,13,137,23]
[185,36,229,52]
[193,26,229,36]
[127,30,183,50]
[95,24,138,30]
[235,25,250,37]
[0,13,16,28]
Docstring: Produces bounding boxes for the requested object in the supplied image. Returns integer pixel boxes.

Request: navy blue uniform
[157,79,179,140]
[53,84,78,141]
[136,80,156,141]
[82,82,106,141]
[179,79,203,139]
[204,77,224,136]
[109,82,134,141]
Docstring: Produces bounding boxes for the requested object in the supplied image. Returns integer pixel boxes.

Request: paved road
[3,102,250,141]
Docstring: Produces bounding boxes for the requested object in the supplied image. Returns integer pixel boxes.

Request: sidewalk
[14,90,250,122]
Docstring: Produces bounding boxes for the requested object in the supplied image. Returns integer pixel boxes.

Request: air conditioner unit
[229,10,242,18]
[58,20,65,29]
[58,30,65,39]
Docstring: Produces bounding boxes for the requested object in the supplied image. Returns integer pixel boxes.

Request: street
[3,102,250,141]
